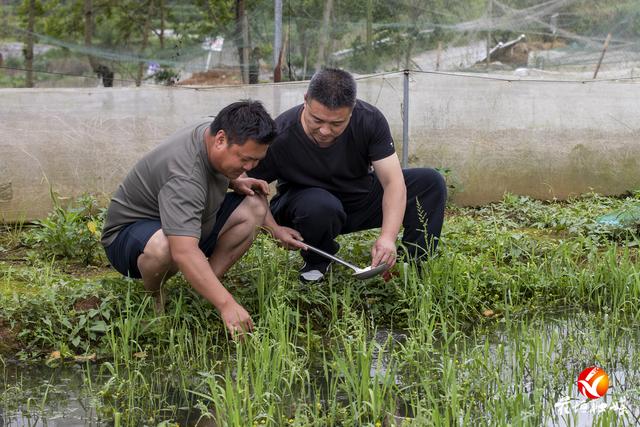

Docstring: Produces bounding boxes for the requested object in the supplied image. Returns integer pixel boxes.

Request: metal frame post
[274,0,282,67]
[402,69,410,168]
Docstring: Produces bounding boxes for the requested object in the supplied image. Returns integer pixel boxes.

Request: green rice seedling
[94,283,165,424]
[191,302,310,426]
[105,283,154,367]
[250,233,289,318]
[329,329,399,425]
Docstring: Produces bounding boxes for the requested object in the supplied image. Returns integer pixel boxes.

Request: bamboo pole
[593,33,612,80]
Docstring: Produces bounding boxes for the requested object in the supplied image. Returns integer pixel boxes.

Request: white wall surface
[1,72,639,221]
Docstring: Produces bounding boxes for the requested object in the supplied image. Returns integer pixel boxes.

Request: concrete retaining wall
[1,72,639,221]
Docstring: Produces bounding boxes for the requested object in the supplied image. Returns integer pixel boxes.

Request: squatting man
[101,100,304,337]
[249,68,447,283]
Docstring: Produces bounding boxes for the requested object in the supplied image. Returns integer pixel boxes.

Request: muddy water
[467,310,640,426]
[0,363,102,426]
[2,312,638,426]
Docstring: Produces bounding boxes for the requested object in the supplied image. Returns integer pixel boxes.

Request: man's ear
[213,130,227,149]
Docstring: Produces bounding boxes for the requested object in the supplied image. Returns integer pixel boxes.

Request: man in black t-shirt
[250,68,447,282]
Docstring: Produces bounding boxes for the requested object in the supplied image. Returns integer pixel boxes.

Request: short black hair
[210,100,277,146]
[307,68,357,109]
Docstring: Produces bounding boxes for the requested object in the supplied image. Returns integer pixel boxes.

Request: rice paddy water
[1,192,639,426]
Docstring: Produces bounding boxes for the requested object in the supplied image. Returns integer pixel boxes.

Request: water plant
[1,192,639,425]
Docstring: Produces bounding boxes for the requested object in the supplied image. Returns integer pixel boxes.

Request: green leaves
[25,193,105,266]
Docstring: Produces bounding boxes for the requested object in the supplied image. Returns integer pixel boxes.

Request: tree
[17,0,44,87]
[236,0,249,83]
[38,0,115,86]
[314,0,333,72]
[83,0,114,86]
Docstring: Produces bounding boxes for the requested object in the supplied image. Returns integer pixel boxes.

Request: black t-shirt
[249,99,396,205]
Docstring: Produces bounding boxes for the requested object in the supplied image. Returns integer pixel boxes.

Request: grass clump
[22,193,105,266]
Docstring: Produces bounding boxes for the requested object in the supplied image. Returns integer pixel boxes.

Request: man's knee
[238,194,268,225]
[295,192,345,222]
[406,168,448,203]
[141,230,173,268]
[427,168,447,200]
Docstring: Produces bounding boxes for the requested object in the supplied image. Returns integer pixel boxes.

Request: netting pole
[402,69,409,168]
[486,0,492,68]
[274,0,282,70]
[593,33,611,79]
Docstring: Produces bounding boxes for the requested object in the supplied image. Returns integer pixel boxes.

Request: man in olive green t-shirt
[102,101,303,337]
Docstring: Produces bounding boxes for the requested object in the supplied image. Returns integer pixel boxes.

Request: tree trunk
[84,0,98,70]
[486,0,492,68]
[24,0,35,88]
[242,12,250,83]
[159,0,165,49]
[404,37,414,70]
[135,0,154,86]
[314,0,333,72]
[302,52,308,80]
[273,0,282,74]
[296,19,308,79]
[404,3,420,70]
[365,0,373,71]
[1,0,9,38]
[236,0,250,83]
[84,0,113,87]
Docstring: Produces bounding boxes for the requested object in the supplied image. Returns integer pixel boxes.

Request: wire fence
[2,66,639,221]
[2,0,640,88]
[2,0,640,219]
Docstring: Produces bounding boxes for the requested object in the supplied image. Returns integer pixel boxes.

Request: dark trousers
[270,168,447,265]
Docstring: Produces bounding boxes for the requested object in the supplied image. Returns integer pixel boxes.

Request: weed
[24,193,105,265]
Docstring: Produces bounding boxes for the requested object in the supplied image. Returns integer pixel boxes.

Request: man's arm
[263,209,306,250]
[167,235,253,335]
[229,173,270,196]
[230,174,305,250]
[371,154,406,268]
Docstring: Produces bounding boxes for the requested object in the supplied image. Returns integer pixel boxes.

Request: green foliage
[16,0,45,27]
[24,193,105,266]
[182,0,235,39]
[39,0,85,38]
[5,0,640,88]
[152,67,180,85]
[0,263,117,358]
[563,0,640,37]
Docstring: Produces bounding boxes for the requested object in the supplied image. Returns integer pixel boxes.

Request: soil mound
[178,69,242,86]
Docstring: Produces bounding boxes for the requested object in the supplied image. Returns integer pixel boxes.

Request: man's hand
[219,298,254,340]
[269,225,306,250]
[229,176,270,196]
[371,236,397,269]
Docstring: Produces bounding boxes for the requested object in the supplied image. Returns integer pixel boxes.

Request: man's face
[301,97,352,145]
[211,132,268,179]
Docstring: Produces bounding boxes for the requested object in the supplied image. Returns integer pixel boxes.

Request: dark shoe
[299,260,332,283]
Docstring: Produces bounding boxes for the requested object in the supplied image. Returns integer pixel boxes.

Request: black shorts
[104,193,245,279]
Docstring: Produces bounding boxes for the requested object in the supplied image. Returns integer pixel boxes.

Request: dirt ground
[177,68,244,86]
[0,318,19,352]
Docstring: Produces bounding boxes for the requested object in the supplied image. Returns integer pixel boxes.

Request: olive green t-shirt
[101,120,229,247]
